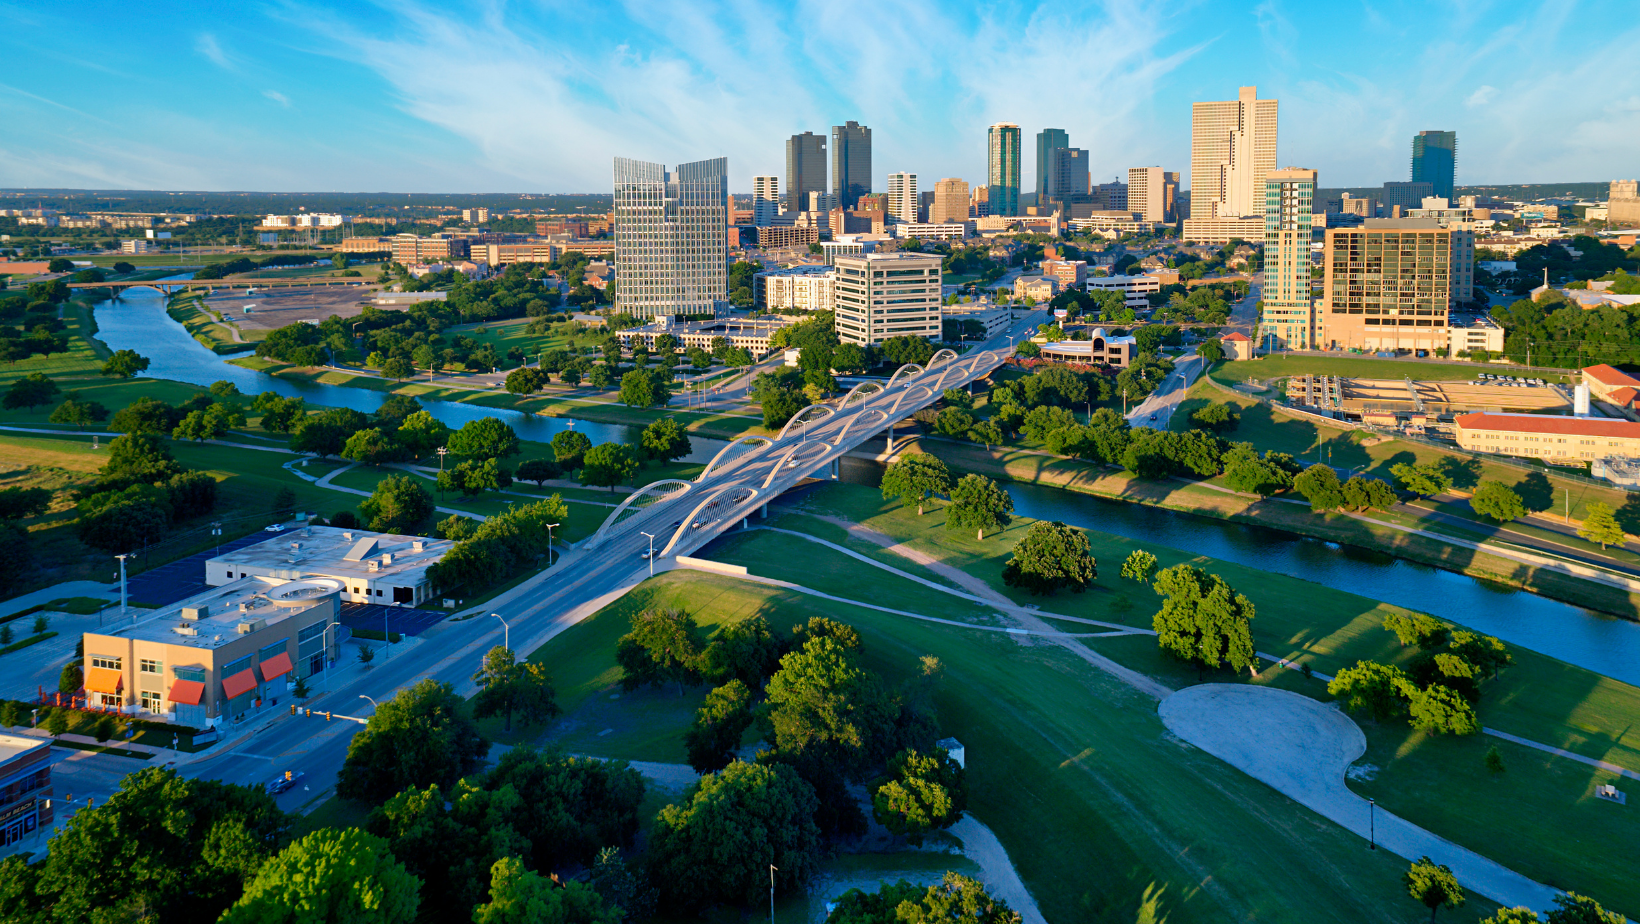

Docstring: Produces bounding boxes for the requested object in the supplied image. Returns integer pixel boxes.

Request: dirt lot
[205,285,381,331]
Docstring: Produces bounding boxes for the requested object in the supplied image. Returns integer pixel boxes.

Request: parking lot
[204,286,380,332]
[124,533,267,607]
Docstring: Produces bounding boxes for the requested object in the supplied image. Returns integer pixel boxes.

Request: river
[98,283,1640,686]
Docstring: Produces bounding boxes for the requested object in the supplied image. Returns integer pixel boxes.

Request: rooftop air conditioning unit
[411,540,425,552]
[367,560,380,572]
[381,553,393,565]
[236,618,267,634]
[343,532,354,541]
[181,606,208,621]
[173,625,198,636]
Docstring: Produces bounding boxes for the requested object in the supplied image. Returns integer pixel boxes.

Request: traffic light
[324,711,331,722]
[290,705,297,715]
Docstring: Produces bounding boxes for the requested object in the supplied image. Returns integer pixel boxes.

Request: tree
[871,747,967,844]
[1121,549,1158,583]
[76,492,170,553]
[640,416,692,463]
[382,355,413,381]
[357,474,434,533]
[1408,684,1479,735]
[471,857,617,924]
[935,406,976,437]
[0,486,51,520]
[1341,475,1399,511]
[393,411,449,461]
[618,369,661,407]
[336,678,490,804]
[1470,480,1525,523]
[1221,444,1295,496]
[252,392,306,433]
[1326,661,1412,723]
[292,408,370,458]
[1545,893,1625,924]
[1197,338,1225,363]
[439,458,513,496]
[1385,612,1450,649]
[1448,630,1512,679]
[647,761,822,912]
[59,662,83,694]
[1485,744,1506,775]
[1001,520,1096,595]
[1391,461,1453,498]
[880,453,951,516]
[471,645,560,733]
[503,366,543,395]
[616,607,706,694]
[828,873,1022,924]
[1578,501,1627,549]
[1151,564,1256,675]
[946,474,1013,539]
[101,349,150,378]
[219,828,420,924]
[449,417,521,461]
[969,419,1003,449]
[1403,856,1464,922]
[580,442,637,491]
[50,392,110,429]
[341,428,407,466]
[760,636,897,778]
[515,457,561,486]
[1190,403,1239,433]
[684,680,754,774]
[1293,464,1346,512]
[4,373,58,413]
[552,430,593,470]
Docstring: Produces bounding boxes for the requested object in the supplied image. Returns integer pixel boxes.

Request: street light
[640,531,656,577]
[1368,798,1376,850]
[545,522,559,567]
[491,613,510,651]
[436,446,448,498]
[114,554,129,623]
[359,694,378,711]
[211,521,222,555]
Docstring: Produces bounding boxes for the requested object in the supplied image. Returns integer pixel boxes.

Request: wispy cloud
[1465,85,1497,108]
[263,89,290,107]
[195,32,232,70]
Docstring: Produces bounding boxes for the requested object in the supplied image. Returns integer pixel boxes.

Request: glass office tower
[830,121,872,209]
[988,123,1022,217]
[612,156,729,319]
[1411,131,1457,201]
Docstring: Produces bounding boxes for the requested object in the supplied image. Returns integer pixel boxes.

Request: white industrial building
[207,526,454,607]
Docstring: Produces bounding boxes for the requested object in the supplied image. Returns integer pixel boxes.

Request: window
[91,656,121,671]
[258,642,287,662]
[174,666,206,682]
[140,659,162,674]
[140,690,164,712]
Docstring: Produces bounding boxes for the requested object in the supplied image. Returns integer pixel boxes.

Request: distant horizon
[2,2,1637,193]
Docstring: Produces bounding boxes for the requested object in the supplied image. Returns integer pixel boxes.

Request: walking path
[1482,728,1640,783]
[282,459,488,521]
[1160,684,1562,915]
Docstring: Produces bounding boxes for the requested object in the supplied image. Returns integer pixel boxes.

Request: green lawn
[0,297,110,387]
[1211,354,1531,386]
[165,294,248,353]
[448,318,572,357]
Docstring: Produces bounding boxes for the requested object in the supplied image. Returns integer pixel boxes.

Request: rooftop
[0,732,49,764]
[93,576,335,650]
[1584,364,1640,388]
[1454,412,1640,439]
[210,525,453,583]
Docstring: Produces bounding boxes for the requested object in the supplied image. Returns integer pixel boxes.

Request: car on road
[266,771,305,795]
[1149,414,1158,421]
[640,550,653,559]
[263,524,285,533]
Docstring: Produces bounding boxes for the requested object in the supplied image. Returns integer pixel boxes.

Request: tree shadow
[1514,471,1554,513]
[1616,493,1640,535]
[1436,456,1484,490]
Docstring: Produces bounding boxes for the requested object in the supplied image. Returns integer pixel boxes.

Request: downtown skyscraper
[612,156,728,319]
[1034,128,1068,207]
[1261,167,1317,350]
[831,121,872,209]
[1411,130,1458,201]
[987,123,1022,217]
[785,131,826,214]
[1190,86,1278,219]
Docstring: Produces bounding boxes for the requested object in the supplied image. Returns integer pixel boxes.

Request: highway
[168,309,1047,810]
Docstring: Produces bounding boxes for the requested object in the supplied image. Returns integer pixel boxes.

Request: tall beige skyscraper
[1128,167,1179,223]
[752,175,780,227]
[886,172,918,225]
[930,178,970,224]
[1190,86,1278,219]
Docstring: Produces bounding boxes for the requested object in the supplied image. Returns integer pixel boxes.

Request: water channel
[96,283,1640,686]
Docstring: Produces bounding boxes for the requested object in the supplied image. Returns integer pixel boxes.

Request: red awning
[258,652,293,682]
[85,668,123,695]
[222,669,258,700]
[167,679,205,705]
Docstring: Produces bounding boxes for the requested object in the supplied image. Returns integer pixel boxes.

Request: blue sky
[2,1,1637,194]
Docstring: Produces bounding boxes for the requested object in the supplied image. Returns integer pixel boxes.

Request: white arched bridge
[584,341,1013,562]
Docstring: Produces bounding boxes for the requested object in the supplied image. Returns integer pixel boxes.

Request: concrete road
[1227,275,1262,336]
[1127,354,1203,430]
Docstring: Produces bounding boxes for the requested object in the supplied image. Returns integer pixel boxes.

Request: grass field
[165,294,250,353]
[448,317,573,357]
[0,297,110,387]
[1210,354,1549,386]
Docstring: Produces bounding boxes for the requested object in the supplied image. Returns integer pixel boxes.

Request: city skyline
[2,2,1637,193]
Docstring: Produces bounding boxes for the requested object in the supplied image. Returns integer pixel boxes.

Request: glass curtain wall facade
[830,122,872,209]
[613,156,729,320]
[988,123,1022,217]
[1411,131,1457,201]
[1260,168,1317,350]
[786,132,827,213]
[1034,128,1068,207]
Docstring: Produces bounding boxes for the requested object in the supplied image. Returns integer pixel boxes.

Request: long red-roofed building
[1453,412,1640,462]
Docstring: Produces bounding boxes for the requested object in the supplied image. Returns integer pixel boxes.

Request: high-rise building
[833,251,943,346]
[970,185,990,218]
[831,121,872,209]
[806,191,839,214]
[987,123,1022,217]
[1411,131,1457,201]
[1045,148,1090,207]
[1128,167,1180,223]
[886,172,918,225]
[1189,86,1278,219]
[1339,193,1376,218]
[1035,128,1069,206]
[752,175,780,227]
[1607,180,1640,227]
[612,156,729,319]
[1261,168,1318,351]
[1322,219,1459,353]
[930,178,971,224]
[1382,181,1435,215]
[1091,179,1127,211]
[786,132,827,215]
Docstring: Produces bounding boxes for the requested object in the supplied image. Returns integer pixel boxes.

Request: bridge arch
[585,479,693,550]
[832,407,888,446]
[776,404,837,442]
[928,348,959,368]
[659,483,760,557]
[888,384,935,418]
[886,363,925,391]
[696,435,773,483]
[762,440,831,489]
[839,380,885,408]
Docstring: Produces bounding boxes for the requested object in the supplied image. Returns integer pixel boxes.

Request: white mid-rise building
[886,172,918,225]
[834,251,943,346]
[1085,274,1163,309]
[752,175,781,228]
[892,222,973,242]
[1127,167,1179,223]
[755,265,837,313]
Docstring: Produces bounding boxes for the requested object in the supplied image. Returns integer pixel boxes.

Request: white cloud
[1465,85,1497,107]
[195,32,232,70]
[263,89,290,107]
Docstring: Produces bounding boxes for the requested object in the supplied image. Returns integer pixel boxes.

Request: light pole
[491,613,510,651]
[359,694,378,711]
[545,522,559,567]
[436,446,448,498]
[769,864,777,923]
[641,531,656,577]
[1368,798,1376,850]
[211,521,222,555]
[115,554,129,622]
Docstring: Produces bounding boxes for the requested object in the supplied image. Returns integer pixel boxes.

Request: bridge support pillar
[742,517,749,530]
[829,458,839,480]
[759,504,767,519]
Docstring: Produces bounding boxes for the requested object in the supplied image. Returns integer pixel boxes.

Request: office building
[1046,148,1091,208]
[391,233,470,264]
[1090,179,1127,212]
[1190,86,1278,219]
[970,185,990,218]
[1261,168,1318,350]
[82,577,342,726]
[1382,181,1435,215]
[886,172,918,225]
[1037,328,1138,368]
[1411,131,1457,201]
[208,525,454,607]
[1181,216,1264,244]
[1128,167,1179,223]
[1610,180,1640,227]
[1086,273,1163,309]
[755,265,837,312]
[613,155,729,319]
[752,175,780,227]
[754,226,819,249]
[461,207,489,224]
[807,191,840,214]
[833,251,943,346]
[892,222,973,242]
[786,132,827,215]
[831,121,872,209]
[987,123,1023,217]
[1321,219,1458,353]
[1339,194,1375,218]
[930,178,971,225]
[618,316,793,355]
[1040,258,1087,290]
[120,240,153,255]
[1035,128,1069,206]
[0,734,52,848]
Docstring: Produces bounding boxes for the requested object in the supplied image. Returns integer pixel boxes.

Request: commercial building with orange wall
[1452,412,1640,463]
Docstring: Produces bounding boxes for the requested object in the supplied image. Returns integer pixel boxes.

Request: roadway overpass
[66,279,379,294]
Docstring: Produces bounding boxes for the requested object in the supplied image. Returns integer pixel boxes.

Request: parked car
[266,771,305,795]
[263,523,285,533]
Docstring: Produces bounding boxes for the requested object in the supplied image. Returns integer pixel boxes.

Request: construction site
[1286,374,1572,431]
